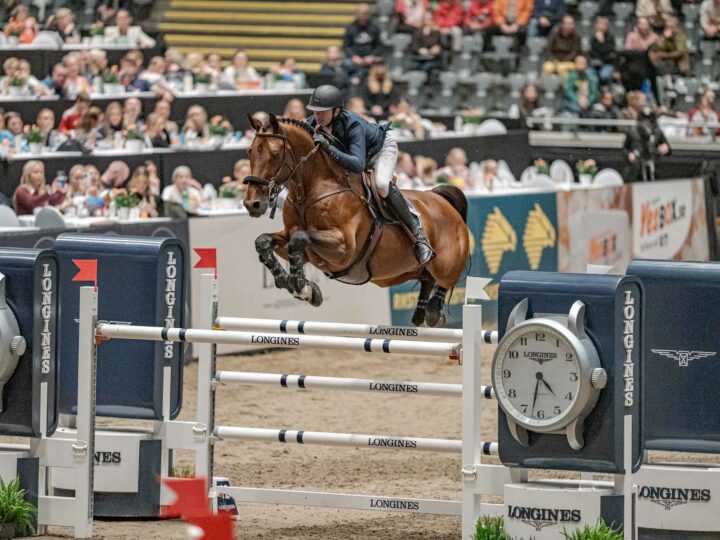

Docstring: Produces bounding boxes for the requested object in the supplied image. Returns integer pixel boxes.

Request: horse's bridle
[243,129,320,216]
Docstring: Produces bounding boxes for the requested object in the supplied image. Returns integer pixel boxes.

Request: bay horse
[243,113,470,327]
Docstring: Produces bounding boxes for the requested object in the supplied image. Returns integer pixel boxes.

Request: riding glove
[313,134,330,152]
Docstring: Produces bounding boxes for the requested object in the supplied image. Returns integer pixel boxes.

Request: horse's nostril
[252,201,261,209]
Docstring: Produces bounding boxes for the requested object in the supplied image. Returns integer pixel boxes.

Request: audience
[625,17,660,50]
[41,63,68,98]
[128,165,159,217]
[162,165,202,218]
[283,99,307,121]
[50,8,80,44]
[688,89,719,136]
[636,0,675,32]
[409,12,443,75]
[589,16,617,83]
[700,0,720,40]
[485,0,533,50]
[58,92,91,134]
[464,0,494,33]
[320,46,351,90]
[433,0,464,51]
[181,105,209,144]
[104,9,156,48]
[563,55,599,116]
[396,0,429,32]
[13,160,66,215]
[363,61,398,119]
[343,3,382,81]
[659,16,691,75]
[222,50,261,88]
[437,147,471,190]
[542,15,582,77]
[528,0,567,38]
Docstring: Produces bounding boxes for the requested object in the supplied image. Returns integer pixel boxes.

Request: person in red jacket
[464,0,495,33]
[13,160,66,215]
[58,92,91,134]
[484,0,533,50]
[433,0,464,50]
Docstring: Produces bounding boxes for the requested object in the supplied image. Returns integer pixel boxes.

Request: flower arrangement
[390,118,404,129]
[25,126,44,144]
[463,115,483,125]
[219,183,239,199]
[434,172,449,185]
[9,76,25,87]
[7,27,21,38]
[576,159,598,176]
[101,66,119,84]
[533,158,550,175]
[114,193,140,208]
[194,72,212,85]
[124,124,144,141]
[208,115,232,137]
[89,22,105,37]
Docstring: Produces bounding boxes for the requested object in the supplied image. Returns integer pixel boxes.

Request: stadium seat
[540,74,563,112]
[389,33,413,77]
[612,3,635,49]
[434,71,460,114]
[699,41,719,80]
[454,35,481,77]
[682,4,701,50]
[0,206,19,228]
[483,36,516,74]
[675,77,701,112]
[467,72,496,111]
[404,71,428,109]
[522,37,548,77]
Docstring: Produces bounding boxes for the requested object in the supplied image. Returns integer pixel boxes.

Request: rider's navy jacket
[307,110,389,173]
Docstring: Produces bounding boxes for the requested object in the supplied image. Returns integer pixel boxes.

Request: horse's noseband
[243,176,270,186]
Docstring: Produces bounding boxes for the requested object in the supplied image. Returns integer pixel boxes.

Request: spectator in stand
[617,44,664,106]
[205,53,223,84]
[409,12,443,75]
[438,148,471,190]
[73,106,104,150]
[41,63,67,97]
[320,46,351,90]
[50,8,80,44]
[283,99,307,121]
[479,159,501,192]
[181,105,209,144]
[123,97,144,128]
[346,96,373,121]
[58,164,88,214]
[389,99,426,139]
[464,0,494,34]
[623,107,670,181]
[58,92,91,134]
[485,0,533,50]
[396,0,429,32]
[164,49,185,74]
[395,151,423,189]
[542,15,582,77]
[13,160,66,215]
[104,9,157,48]
[36,108,61,148]
[588,89,619,125]
[688,89,719,135]
[659,16,691,74]
[162,165,201,218]
[433,0,464,51]
[625,17,660,50]
[563,55,599,116]
[96,0,130,22]
[520,83,544,118]
[221,159,251,196]
[1,111,23,145]
[63,54,90,97]
[416,156,439,186]
[222,50,261,89]
[271,57,306,87]
[363,60,398,119]
[143,160,162,197]
[3,5,35,43]
[619,91,648,133]
[636,0,676,33]
[153,99,179,139]
[100,101,124,140]
[119,56,152,91]
[138,56,169,87]
[528,0,567,38]
[128,165,159,217]
[143,113,171,148]
[88,49,109,78]
[0,57,19,95]
[589,16,617,84]
[343,3,382,82]
[99,160,130,201]
[700,0,720,40]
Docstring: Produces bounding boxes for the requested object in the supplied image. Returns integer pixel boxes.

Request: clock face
[493,323,581,429]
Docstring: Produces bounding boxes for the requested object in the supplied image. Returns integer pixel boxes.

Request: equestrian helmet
[307,85,344,111]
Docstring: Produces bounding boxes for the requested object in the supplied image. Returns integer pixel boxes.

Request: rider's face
[313,109,334,127]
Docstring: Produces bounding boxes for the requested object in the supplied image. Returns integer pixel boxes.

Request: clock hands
[531,374,541,416]
[540,377,557,398]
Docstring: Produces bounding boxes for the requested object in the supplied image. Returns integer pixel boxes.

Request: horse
[243,113,470,327]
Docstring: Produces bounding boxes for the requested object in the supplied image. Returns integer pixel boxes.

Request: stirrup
[414,239,436,265]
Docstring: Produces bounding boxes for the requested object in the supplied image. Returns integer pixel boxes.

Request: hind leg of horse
[425,286,449,328]
[255,232,289,291]
[412,271,436,327]
[287,230,323,307]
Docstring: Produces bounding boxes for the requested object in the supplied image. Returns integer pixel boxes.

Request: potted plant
[101,66,123,95]
[124,124,145,153]
[208,115,232,146]
[533,158,550,176]
[576,159,598,185]
[89,22,105,45]
[0,477,37,539]
[6,28,20,46]
[194,72,212,93]
[218,183,239,209]
[113,193,141,220]
[8,76,25,97]
[25,126,44,155]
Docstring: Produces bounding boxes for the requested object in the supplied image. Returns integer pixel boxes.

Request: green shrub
[562,519,623,540]
[473,515,510,540]
[0,478,37,537]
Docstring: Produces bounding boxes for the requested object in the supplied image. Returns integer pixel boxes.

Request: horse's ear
[247,112,262,132]
[268,113,281,133]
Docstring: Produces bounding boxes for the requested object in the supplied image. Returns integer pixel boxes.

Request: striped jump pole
[215,371,496,399]
[213,426,499,456]
[96,324,461,358]
[215,317,498,345]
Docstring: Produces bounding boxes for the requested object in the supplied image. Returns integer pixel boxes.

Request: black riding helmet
[307,85,344,112]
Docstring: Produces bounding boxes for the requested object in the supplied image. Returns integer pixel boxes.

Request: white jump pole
[215,317,492,343]
[213,426,500,455]
[214,371,494,398]
[96,324,461,358]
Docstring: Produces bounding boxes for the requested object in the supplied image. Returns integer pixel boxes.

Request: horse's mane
[275,117,314,138]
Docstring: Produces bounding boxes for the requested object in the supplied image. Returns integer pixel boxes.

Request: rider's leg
[374,133,436,265]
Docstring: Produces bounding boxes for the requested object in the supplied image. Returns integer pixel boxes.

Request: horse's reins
[243,130,321,218]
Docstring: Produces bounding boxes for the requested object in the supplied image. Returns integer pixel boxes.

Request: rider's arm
[326,122,366,173]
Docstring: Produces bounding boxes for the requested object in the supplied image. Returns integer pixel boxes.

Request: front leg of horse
[287,230,323,307]
[255,232,289,291]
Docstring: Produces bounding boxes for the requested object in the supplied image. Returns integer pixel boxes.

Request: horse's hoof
[411,308,426,327]
[427,312,446,328]
[309,282,323,307]
[288,275,305,295]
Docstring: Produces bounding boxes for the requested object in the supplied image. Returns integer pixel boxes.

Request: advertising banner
[390,192,559,327]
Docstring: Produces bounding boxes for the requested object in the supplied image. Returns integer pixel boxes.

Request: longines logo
[651,349,716,367]
[508,505,581,531]
[639,486,711,510]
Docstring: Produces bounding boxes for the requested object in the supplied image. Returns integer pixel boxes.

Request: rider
[306,84,435,265]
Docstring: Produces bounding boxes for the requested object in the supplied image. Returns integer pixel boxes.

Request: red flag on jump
[72,259,97,289]
[187,513,234,540]
[161,477,210,519]
[193,248,217,278]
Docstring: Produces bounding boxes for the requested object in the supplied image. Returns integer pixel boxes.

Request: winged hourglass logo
[651,349,717,367]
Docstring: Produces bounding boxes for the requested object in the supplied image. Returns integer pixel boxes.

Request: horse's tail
[431,185,467,223]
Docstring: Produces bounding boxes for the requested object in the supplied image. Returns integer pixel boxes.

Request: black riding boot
[386,183,436,265]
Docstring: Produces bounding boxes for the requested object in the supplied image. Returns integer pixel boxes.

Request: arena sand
[36,345,708,539]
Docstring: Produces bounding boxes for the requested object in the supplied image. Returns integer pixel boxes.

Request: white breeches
[372,132,398,198]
